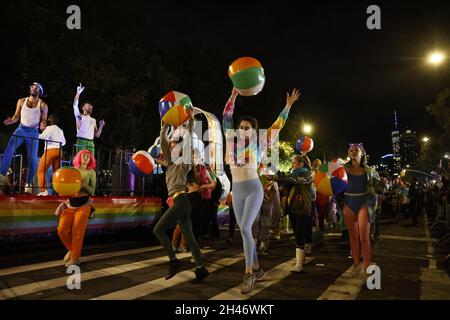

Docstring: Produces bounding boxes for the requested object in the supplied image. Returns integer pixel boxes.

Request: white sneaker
[24,184,33,194]
[37,190,49,196]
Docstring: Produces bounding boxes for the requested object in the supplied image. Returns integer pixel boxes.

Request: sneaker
[63,251,71,263]
[253,267,265,280]
[350,264,361,277]
[274,235,281,240]
[179,246,189,253]
[65,259,80,267]
[37,190,49,196]
[259,247,269,256]
[241,273,256,294]
[24,184,33,194]
[191,266,209,284]
[190,257,196,264]
[172,245,179,252]
[166,259,181,280]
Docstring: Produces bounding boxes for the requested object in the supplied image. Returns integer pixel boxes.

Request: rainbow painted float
[0,195,162,238]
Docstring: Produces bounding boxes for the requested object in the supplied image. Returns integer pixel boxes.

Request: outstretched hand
[99,119,105,127]
[286,88,301,107]
[76,83,85,95]
[3,117,14,126]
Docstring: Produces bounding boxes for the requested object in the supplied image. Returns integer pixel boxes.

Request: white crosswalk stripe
[0,249,214,300]
[211,257,315,300]
[92,253,245,300]
[0,245,164,277]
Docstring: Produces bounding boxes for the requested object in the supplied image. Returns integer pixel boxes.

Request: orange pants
[171,224,187,249]
[38,148,61,192]
[57,205,91,261]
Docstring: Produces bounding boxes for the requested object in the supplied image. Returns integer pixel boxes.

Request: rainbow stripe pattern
[0,195,162,237]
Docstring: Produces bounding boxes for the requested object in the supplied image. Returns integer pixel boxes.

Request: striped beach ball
[129,150,155,177]
[149,144,161,159]
[228,57,265,96]
[53,167,82,196]
[314,160,348,196]
[296,136,314,154]
[158,91,193,127]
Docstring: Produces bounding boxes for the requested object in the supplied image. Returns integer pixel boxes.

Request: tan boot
[65,259,80,267]
[292,248,304,273]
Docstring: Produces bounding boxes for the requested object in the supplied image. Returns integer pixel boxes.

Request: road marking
[210,257,314,300]
[0,249,213,300]
[418,214,450,299]
[423,215,437,270]
[92,253,244,300]
[0,246,164,277]
[378,235,438,243]
[317,266,366,300]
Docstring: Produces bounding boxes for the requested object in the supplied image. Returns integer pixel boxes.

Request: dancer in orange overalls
[55,150,96,266]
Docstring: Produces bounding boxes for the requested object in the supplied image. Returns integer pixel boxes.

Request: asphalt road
[0,213,449,300]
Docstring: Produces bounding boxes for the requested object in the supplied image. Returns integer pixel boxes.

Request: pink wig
[73,150,97,170]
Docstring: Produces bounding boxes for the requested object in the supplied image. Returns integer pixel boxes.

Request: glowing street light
[302,123,313,135]
[427,51,446,66]
[422,136,430,143]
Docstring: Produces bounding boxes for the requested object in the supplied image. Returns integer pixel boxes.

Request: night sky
[1,0,449,162]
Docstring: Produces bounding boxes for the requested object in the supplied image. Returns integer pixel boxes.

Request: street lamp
[422,136,430,143]
[302,123,313,135]
[427,51,446,66]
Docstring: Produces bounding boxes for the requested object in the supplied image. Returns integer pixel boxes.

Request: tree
[426,87,450,165]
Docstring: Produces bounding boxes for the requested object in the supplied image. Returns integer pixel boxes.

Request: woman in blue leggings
[222,87,300,294]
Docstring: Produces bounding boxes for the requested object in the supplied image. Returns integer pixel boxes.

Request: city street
[1,214,449,300]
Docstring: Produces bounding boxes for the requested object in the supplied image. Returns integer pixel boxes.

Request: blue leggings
[232,178,264,269]
[0,125,39,184]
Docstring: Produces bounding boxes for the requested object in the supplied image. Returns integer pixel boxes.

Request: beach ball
[296,136,314,154]
[53,167,82,196]
[158,91,193,127]
[228,57,265,96]
[129,150,155,177]
[149,145,161,159]
[314,160,348,196]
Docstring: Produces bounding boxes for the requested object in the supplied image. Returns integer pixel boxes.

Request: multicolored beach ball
[149,144,161,159]
[296,136,314,154]
[314,160,348,196]
[53,167,82,196]
[129,150,155,177]
[228,57,265,96]
[158,91,193,127]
